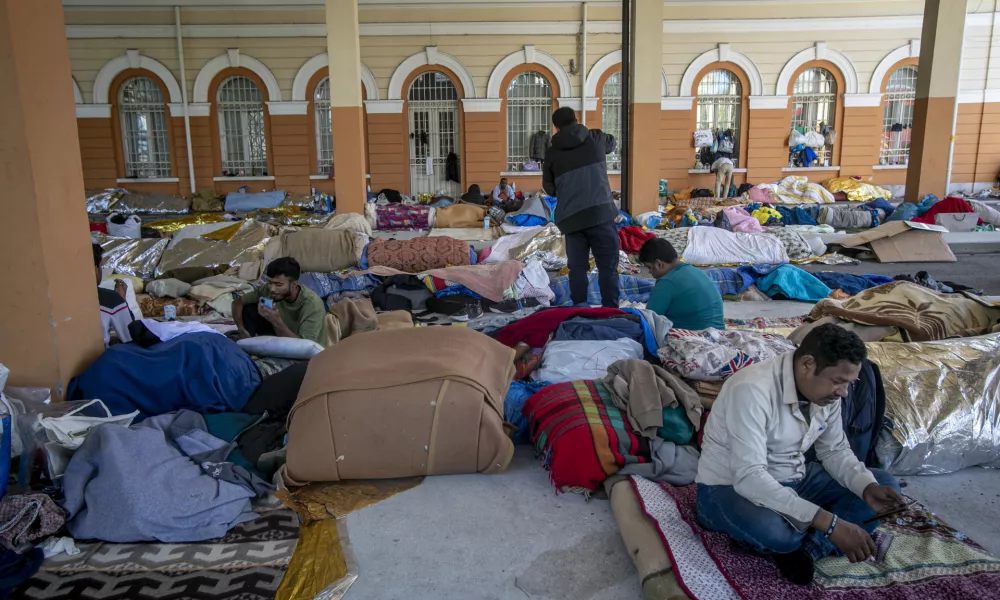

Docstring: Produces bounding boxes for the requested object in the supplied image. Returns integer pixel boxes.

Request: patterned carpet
[11,509,299,600]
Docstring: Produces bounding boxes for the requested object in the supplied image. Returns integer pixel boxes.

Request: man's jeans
[696,463,899,559]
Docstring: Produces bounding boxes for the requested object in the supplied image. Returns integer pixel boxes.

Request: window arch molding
[870,42,920,95]
[585,50,668,98]
[488,46,572,99]
[109,69,176,180]
[208,68,274,178]
[680,46,763,98]
[692,63,750,169]
[292,53,379,102]
[303,67,373,176]
[93,51,182,106]
[193,50,281,104]
[777,44,858,96]
[388,48,476,100]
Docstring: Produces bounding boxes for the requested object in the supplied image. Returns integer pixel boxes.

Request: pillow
[280,229,358,273]
[238,336,324,360]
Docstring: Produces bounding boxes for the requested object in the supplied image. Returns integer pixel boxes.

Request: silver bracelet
[824,514,839,538]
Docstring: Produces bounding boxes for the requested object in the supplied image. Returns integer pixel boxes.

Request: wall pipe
[620,0,631,212]
[175,6,196,195]
[581,2,587,125]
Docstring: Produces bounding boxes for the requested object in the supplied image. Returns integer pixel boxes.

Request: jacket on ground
[542,124,618,234]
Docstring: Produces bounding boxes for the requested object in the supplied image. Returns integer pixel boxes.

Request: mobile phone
[259,297,274,310]
[862,498,917,524]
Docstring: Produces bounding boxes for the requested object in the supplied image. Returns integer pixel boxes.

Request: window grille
[790,68,837,167]
[602,71,623,170]
[694,69,742,168]
[217,75,268,176]
[506,71,553,171]
[314,76,333,174]
[880,66,918,166]
[407,72,461,196]
[118,76,171,178]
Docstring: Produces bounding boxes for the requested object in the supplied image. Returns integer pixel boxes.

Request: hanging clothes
[445,152,460,183]
[529,130,551,161]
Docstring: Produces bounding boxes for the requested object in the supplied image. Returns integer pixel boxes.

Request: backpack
[370,275,431,313]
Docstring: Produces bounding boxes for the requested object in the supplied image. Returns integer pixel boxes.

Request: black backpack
[370,275,431,313]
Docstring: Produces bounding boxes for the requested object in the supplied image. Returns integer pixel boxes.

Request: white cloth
[532,339,644,384]
[681,227,789,266]
[514,259,555,306]
[696,353,879,530]
[483,225,547,263]
[492,184,515,201]
[99,278,143,325]
[139,318,224,342]
[710,157,733,172]
[41,536,81,558]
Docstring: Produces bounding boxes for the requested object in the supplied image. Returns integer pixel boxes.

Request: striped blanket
[522,380,647,491]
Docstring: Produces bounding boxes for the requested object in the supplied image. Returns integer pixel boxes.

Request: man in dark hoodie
[542,107,620,308]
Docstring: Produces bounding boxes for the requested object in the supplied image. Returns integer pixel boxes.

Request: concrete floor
[799,253,1000,295]
[342,297,1000,599]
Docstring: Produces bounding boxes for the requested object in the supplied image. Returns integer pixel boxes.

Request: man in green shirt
[638,238,725,331]
[233,257,329,346]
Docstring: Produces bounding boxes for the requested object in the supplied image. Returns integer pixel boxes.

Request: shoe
[572,302,591,308]
[773,548,814,585]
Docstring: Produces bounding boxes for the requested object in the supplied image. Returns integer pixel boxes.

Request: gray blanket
[62,411,259,543]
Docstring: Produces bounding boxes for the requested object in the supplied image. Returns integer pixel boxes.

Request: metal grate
[790,67,837,167]
[218,75,268,176]
[119,76,171,178]
[506,71,553,170]
[880,66,918,166]
[694,69,742,168]
[314,76,333,174]
[408,72,461,196]
[602,71,623,171]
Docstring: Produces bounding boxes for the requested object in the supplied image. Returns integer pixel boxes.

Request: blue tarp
[224,190,285,212]
[810,272,894,296]
[505,381,548,445]
[755,264,832,303]
[68,333,261,417]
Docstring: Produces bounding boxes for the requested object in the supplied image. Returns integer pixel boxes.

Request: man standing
[542,107,620,308]
[233,257,328,346]
[491,177,515,204]
[696,324,903,585]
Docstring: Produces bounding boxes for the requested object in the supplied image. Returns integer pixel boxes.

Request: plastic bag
[789,129,807,147]
[719,137,735,154]
[824,129,838,146]
[531,339,644,384]
[106,213,141,238]
[693,129,714,149]
[804,131,826,149]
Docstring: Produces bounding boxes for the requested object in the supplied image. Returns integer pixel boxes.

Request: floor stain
[514,530,634,599]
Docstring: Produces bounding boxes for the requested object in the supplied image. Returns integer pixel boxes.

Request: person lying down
[695,323,905,585]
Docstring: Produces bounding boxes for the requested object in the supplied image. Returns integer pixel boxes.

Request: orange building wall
[840,106,882,179]
[952,103,983,186]
[366,112,408,193]
[78,118,116,190]
[661,108,693,189]
[270,114,312,196]
[975,103,1000,184]
[745,108,788,183]
[464,112,503,191]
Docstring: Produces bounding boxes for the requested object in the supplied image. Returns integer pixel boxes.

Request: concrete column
[0,0,103,396]
[627,0,664,215]
[326,0,367,214]
[904,0,966,203]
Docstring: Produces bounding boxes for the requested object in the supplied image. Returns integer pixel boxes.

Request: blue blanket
[810,272,895,296]
[550,274,654,306]
[68,333,261,417]
[755,264,832,303]
[224,190,285,212]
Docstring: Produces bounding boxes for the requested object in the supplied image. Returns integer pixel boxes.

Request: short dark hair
[92,243,103,267]
[552,107,577,129]
[794,323,867,372]
[265,257,301,280]
[638,238,678,264]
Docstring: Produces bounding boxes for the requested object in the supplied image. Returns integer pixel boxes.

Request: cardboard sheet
[837,221,956,263]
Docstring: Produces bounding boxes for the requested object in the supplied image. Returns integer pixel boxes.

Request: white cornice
[661,96,694,110]
[76,104,111,118]
[266,101,309,115]
[748,96,789,110]
[364,99,404,114]
[843,93,884,107]
[462,98,502,112]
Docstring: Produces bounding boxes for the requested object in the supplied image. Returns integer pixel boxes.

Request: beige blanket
[325,297,413,346]
[604,360,703,436]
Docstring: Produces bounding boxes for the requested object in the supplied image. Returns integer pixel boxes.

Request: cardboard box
[934,213,978,232]
[837,221,956,263]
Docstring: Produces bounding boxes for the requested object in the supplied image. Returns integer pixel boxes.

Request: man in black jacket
[542,107,620,307]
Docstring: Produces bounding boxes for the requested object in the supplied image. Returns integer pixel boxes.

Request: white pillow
[238,336,324,360]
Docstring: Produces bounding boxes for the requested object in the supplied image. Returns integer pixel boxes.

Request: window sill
[213,176,275,182]
[607,170,621,175]
[116,177,179,183]
[872,165,909,170]
[782,166,840,173]
[501,171,543,177]
[309,174,372,180]
[688,168,748,174]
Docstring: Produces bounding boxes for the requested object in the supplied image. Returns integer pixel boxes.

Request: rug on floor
[631,476,1000,600]
[11,509,299,600]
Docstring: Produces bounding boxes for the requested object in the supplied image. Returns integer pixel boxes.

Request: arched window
[314,76,333,175]
[217,75,268,177]
[408,71,461,196]
[118,76,171,178]
[695,69,742,169]
[790,68,837,167]
[602,71,623,171]
[880,66,918,166]
[506,71,553,171]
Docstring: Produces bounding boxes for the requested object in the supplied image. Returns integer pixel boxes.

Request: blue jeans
[696,462,899,559]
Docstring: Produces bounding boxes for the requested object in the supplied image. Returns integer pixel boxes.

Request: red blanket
[617,226,655,254]
[523,381,646,491]
[493,307,625,348]
[911,196,977,225]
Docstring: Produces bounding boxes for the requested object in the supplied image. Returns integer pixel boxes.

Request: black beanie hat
[552,107,577,128]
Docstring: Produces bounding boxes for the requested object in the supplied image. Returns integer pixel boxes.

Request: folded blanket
[375,203,432,230]
[522,380,648,491]
[617,226,655,254]
[367,236,470,272]
[604,359,702,437]
[435,203,487,228]
[682,227,789,266]
[324,213,372,237]
[758,176,835,205]
[808,281,1000,342]
[658,328,796,382]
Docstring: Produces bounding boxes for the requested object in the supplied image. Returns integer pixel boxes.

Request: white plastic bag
[693,129,714,149]
[106,213,142,238]
[532,339,644,384]
[36,399,139,451]
[789,129,807,147]
[804,130,826,149]
[238,336,325,359]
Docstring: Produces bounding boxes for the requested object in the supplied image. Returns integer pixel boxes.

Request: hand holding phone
[259,297,274,310]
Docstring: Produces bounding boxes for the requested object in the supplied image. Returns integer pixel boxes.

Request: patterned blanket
[375,203,431,230]
[631,477,1000,600]
[809,281,1000,342]
[658,328,796,382]
[522,381,647,491]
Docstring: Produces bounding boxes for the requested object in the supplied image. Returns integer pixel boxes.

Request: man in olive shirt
[233,257,329,346]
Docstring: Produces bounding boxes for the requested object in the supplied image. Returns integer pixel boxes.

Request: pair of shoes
[774,548,814,585]
[451,301,483,322]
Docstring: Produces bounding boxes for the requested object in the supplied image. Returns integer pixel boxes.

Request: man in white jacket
[696,323,903,585]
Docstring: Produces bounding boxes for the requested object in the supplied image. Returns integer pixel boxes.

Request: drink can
[484,215,490,230]
[164,305,177,321]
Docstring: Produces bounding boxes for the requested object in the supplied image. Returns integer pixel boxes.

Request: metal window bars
[217,75,268,177]
[602,71,623,171]
[789,67,837,167]
[694,69,742,169]
[314,77,334,174]
[407,72,461,196]
[119,76,171,178]
[880,66,918,166]
[506,71,553,171]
